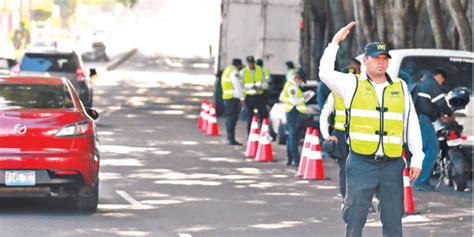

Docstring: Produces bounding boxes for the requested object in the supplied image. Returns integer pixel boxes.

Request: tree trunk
[405,0,417,47]
[389,0,407,48]
[446,0,472,50]
[426,0,450,48]
[373,0,386,42]
[330,0,351,67]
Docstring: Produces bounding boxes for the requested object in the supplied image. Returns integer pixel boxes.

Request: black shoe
[227,140,242,146]
[286,160,292,166]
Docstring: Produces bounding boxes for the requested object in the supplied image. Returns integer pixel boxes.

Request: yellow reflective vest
[279,79,307,113]
[221,65,238,100]
[242,66,264,95]
[348,76,405,158]
[333,92,346,131]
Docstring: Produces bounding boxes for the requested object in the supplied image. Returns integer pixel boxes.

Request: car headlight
[56,121,90,137]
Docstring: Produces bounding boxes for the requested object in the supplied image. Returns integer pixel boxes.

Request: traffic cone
[255,118,273,162]
[303,129,325,180]
[201,101,210,133]
[198,100,208,130]
[297,127,313,177]
[403,150,419,215]
[245,115,260,158]
[206,103,219,136]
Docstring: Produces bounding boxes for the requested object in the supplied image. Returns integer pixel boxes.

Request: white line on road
[116,190,143,207]
[177,234,192,237]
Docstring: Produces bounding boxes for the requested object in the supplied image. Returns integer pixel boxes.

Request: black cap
[364,42,391,58]
[295,68,306,83]
[246,56,255,63]
[232,58,242,66]
[286,61,295,69]
[256,59,263,67]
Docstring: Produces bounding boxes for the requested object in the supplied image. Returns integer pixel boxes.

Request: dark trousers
[332,129,349,198]
[245,94,269,134]
[286,107,300,165]
[343,152,405,237]
[415,114,439,185]
[224,98,241,143]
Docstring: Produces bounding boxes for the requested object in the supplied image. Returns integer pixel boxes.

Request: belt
[353,152,398,163]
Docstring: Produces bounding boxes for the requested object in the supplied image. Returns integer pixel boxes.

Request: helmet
[447,87,471,110]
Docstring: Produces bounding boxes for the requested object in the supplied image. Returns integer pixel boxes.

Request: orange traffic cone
[303,129,325,180]
[297,127,313,177]
[255,118,273,162]
[206,103,219,136]
[201,101,210,133]
[403,150,419,215]
[245,115,260,158]
[198,100,209,130]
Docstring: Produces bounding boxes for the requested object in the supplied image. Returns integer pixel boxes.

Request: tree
[446,0,472,50]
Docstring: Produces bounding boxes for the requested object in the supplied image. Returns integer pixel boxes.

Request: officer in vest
[279,69,308,167]
[412,69,453,191]
[241,56,269,134]
[320,22,424,237]
[256,58,271,108]
[221,58,245,145]
[320,92,349,198]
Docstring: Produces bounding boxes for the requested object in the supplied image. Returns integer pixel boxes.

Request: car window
[0,59,9,69]
[0,84,74,109]
[20,53,78,73]
[398,56,474,92]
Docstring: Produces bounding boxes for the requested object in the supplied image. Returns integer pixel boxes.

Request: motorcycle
[433,87,472,192]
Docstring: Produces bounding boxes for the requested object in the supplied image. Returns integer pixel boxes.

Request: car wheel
[74,180,99,211]
[277,123,287,145]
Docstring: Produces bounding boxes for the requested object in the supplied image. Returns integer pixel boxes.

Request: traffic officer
[256,58,271,107]
[319,22,424,237]
[241,56,269,134]
[320,91,348,198]
[412,68,453,191]
[279,69,308,167]
[221,58,245,145]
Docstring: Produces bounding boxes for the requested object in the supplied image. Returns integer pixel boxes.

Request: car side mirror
[86,108,99,120]
[89,68,97,77]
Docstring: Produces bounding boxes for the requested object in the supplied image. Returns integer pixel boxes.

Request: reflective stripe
[259,134,271,144]
[223,91,233,95]
[382,136,403,145]
[350,132,380,142]
[308,150,322,160]
[431,94,445,103]
[222,78,232,82]
[249,133,260,142]
[384,112,404,121]
[335,110,345,116]
[334,122,345,130]
[447,138,462,146]
[351,109,379,118]
[403,176,411,187]
[418,92,431,99]
[208,116,216,123]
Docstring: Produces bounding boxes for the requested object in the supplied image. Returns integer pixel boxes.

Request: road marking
[177,234,192,237]
[116,190,143,207]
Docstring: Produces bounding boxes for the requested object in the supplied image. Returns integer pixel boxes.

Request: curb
[105,48,138,71]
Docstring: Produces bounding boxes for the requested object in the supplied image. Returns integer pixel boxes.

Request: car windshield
[398,56,474,92]
[0,84,74,109]
[20,53,78,73]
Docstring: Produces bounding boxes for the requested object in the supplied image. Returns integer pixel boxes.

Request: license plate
[5,170,36,186]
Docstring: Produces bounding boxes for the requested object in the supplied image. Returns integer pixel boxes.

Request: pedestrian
[256,58,271,108]
[241,56,269,134]
[320,92,349,199]
[411,68,453,191]
[285,61,296,81]
[221,58,245,145]
[279,69,310,167]
[319,22,424,237]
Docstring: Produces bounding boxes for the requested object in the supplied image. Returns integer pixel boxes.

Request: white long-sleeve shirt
[229,69,244,101]
[318,43,424,169]
[320,93,334,139]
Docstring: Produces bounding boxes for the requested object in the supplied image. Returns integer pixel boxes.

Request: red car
[0,76,100,211]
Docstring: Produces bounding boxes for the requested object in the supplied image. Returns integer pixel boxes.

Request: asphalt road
[0,51,471,237]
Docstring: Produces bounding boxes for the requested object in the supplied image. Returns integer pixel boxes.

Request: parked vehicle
[0,57,17,75]
[433,87,472,192]
[19,49,95,107]
[0,76,100,210]
[82,42,109,62]
[215,0,304,115]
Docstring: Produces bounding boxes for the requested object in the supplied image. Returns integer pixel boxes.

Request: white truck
[215,0,303,114]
